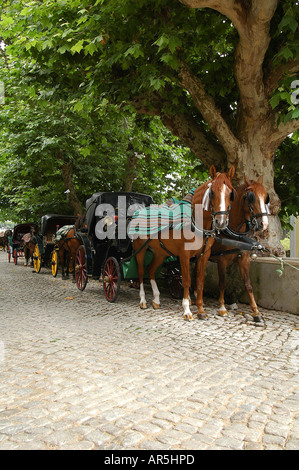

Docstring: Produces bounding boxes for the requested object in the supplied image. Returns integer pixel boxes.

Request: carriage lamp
[102,215,114,227]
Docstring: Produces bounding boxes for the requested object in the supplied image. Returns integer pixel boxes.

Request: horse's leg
[195,241,213,320]
[24,246,28,266]
[65,248,70,279]
[71,245,77,282]
[179,254,193,321]
[59,248,66,279]
[217,258,228,316]
[147,252,167,309]
[237,253,263,322]
[134,240,148,309]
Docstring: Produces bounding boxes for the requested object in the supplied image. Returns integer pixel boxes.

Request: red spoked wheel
[103,257,121,302]
[13,248,18,265]
[75,245,88,291]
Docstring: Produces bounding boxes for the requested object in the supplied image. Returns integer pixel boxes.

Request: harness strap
[210,248,241,258]
[195,234,211,259]
[158,229,176,258]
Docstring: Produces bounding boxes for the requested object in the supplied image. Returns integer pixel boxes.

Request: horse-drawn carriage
[73,191,159,300]
[8,223,38,264]
[33,214,78,274]
[54,167,269,321]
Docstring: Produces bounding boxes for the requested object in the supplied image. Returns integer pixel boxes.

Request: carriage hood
[84,192,154,236]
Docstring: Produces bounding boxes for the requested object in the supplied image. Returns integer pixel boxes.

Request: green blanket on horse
[128,189,195,239]
[54,225,74,242]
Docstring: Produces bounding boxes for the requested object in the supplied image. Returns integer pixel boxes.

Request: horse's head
[204,165,236,231]
[243,175,270,231]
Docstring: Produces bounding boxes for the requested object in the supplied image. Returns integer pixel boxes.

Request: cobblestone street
[0,250,298,450]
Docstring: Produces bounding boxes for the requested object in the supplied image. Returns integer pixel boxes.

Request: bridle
[205,183,235,231]
[192,181,235,235]
[241,186,270,231]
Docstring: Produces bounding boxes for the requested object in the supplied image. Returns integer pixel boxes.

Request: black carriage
[33,214,78,274]
[8,223,38,264]
[74,191,185,301]
[75,191,170,300]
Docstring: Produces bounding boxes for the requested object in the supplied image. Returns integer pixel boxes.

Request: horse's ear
[257,175,263,184]
[209,165,217,179]
[244,174,251,187]
[227,165,235,180]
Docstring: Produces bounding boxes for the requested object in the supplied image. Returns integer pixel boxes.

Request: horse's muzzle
[214,215,228,231]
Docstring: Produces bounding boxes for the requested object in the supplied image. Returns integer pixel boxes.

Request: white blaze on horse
[130,165,236,320]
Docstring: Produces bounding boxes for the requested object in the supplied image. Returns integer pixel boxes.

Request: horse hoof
[217,308,228,317]
[152,302,160,309]
[140,302,148,309]
[184,313,194,321]
[253,315,263,323]
[197,313,208,320]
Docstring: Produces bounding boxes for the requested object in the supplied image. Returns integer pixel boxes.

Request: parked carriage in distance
[0,229,10,251]
[33,214,78,274]
[8,223,38,264]
[74,191,169,301]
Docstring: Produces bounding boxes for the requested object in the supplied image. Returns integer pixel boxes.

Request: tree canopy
[0,0,298,240]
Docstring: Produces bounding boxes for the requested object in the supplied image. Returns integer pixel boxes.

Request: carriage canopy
[12,222,39,241]
[39,214,78,237]
[85,192,154,236]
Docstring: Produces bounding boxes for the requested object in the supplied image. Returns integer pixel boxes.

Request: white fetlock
[182,298,194,321]
[139,283,147,309]
[150,280,160,309]
[218,306,228,316]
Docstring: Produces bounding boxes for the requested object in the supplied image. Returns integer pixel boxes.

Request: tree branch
[131,92,226,169]
[264,58,299,97]
[161,112,226,170]
[178,62,240,160]
[234,1,279,130]
[180,0,280,140]
[178,0,248,33]
[268,118,299,152]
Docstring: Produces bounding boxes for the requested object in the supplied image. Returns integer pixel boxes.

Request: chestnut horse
[210,175,270,322]
[132,165,236,320]
[56,216,87,279]
[23,228,37,266]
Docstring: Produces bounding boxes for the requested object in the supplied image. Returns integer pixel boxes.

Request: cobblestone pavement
[0,250,298,451]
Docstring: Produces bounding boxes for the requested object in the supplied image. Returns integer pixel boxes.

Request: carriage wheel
[75,245,88,291]
[13,249,18,265]
[167,265,183,299]
[8,249,11,263]
[51,249,59,277]
[33,245,42,273]
[103,257,121,302]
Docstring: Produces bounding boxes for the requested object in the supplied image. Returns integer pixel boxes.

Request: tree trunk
[122,141,139,192]
[61,160,83,215]
[233,143,284,256]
